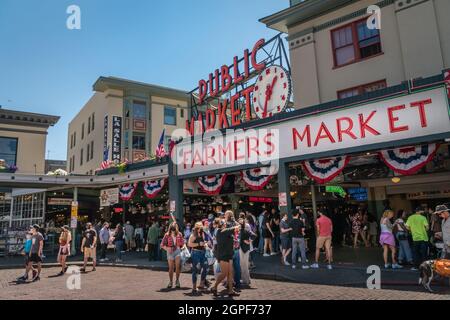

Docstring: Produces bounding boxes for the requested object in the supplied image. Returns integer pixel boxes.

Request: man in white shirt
[435,205,450,259]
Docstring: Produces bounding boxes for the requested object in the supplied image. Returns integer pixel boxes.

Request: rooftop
[0,107,60,128]
[259,0,358,32]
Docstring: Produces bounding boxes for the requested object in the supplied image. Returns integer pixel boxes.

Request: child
[17,232,35,281]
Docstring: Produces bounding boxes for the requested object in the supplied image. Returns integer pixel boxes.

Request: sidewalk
[0,247,446,292]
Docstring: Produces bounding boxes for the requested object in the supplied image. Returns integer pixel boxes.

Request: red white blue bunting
[241,168,273,191]
[197,174,228,195]
[119,183,138,201]
[143,179,166,199]
[379,143,439,175]
[302,156,350,184]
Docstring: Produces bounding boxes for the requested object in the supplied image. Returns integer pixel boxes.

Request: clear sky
[0,0,288,161]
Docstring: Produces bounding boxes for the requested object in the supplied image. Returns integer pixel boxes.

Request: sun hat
[434,204,449,214]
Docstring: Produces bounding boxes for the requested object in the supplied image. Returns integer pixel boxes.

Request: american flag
[156,129,166,158]
[100,146,111,169]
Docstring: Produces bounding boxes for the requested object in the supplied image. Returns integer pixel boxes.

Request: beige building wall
[284,0,450,108]
[0,123,47,174]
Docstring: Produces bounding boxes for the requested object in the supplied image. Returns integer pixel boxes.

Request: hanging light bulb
[391,177,401,183]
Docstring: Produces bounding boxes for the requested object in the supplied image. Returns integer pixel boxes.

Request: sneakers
[410,267,418,271]
[270,252,277,256]
[175,279,181,288]
[392,264,403,269]
[292,265,296,269]
[384,264,391,269]
[302,265,310,270]
[327,264,333,270]
[99,259,105,262]
[167,282,173,288]
[263,253,270,257]
[310,263,319,269]
[283,259,290,266]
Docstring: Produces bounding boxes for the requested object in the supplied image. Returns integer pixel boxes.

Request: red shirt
[317,215,333,237]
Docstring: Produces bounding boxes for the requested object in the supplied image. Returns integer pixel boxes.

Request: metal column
[277,161,292,217]
[311,185,318,222]
[71,187,78,256]
[168,158,184,227]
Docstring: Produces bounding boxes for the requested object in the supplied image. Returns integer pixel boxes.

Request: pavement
[1,246,449,294]
[0,266,447,300]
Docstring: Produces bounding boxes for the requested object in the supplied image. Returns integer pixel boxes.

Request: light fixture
[391,177,401,183]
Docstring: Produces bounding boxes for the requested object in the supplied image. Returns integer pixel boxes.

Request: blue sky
[0,0,287,160]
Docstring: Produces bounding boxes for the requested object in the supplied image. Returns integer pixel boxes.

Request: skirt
[379,232,396,247]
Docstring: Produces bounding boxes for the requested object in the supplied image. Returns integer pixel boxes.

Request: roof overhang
[259,0,358,33]
[0,108,60,128]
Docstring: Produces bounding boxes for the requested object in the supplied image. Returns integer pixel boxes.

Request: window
[91,113,95,131]
[88,117,91,134]
[73,132,76,147]
[70,134,73,149]
[87,144,90,162]
[180,108,184,118]
[90,141,94,160]
[0,137,18,166]
[164,106,177,125]
[164,135,171,152]
[124,131,129,149]
[80,149,83,166]
[72,155,75,171]
[132,135,146,150]
[81,123,85,140]
[332,18,382,67]
[133,101,147,119]
[338,80,387,99]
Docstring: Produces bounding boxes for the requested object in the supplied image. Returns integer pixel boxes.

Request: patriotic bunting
[143,179,166,199]
[119,183,138,201]
[302,156,350,184]
[197,174,228,195]
[241,168,273,191]
[379,143,439,175]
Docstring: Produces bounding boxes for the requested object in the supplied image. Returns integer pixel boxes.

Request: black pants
[100,243,108,260]
[148,243,155,261]
[412,241,428,268]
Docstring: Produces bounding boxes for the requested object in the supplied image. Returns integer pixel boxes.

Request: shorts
[83,247,97,261]
[379,232,396,247]
[217,255,233,263]
[29,253,42,263]
[316,236,332,250]
[263,229,273,239]
[166,248,181,261]
[281,237,291,250]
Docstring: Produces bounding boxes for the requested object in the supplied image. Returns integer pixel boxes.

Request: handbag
[205,248,215,266]
[180,246,191,261]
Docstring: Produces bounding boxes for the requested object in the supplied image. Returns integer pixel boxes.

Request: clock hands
[263,75,278,118]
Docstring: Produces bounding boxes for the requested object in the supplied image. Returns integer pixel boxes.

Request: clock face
[253,65,291,119]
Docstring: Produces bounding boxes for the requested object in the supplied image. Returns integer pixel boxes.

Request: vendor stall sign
[100,188,119,207]
[112,116,122,162]
[177,86,450,177]
[48,198,73,206]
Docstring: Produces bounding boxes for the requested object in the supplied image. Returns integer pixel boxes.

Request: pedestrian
[290,209,309,269]
[379,210,402,269]
[435,205,450,259]
[211,218,241,297]
[56,225,71,275]
[113,223,125,262]
[393,210,413,265]
[147,221,159,261]
[188,222,209,294]
[99,222,110,262]
[26,224,44,282]
[184,223,192,241]
[16,230,34,281]
[352,210,368,248]
[246,213,257,269]
[124,221,134,251]
[232,213,242,291]
[311,210,333,269]
[271,208,281,254]
[80,222,97,273]
[367,214,378,247]
[406,207,429,270]
[134,224,144,252]
[257,210,265,253]
[280,212,292,266]
[262,210,275,256]
[161,222,184,289]
[239,215,252,286]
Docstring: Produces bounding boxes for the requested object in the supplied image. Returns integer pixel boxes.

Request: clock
[252,65,291,119]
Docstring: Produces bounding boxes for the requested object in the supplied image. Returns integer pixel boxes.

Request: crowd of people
[14,203,450,294]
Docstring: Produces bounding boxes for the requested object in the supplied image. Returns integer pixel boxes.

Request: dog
[419,259,450,292]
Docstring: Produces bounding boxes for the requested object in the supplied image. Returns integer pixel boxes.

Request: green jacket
[147,225,159,244]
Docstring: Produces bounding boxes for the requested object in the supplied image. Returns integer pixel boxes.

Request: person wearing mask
[124,221,134,251]
[280,212,292,266]
[290,210,309,269]
[271,209,281,254]
[184,223,192,242]
[113,223,125,262]
[147,221,159,261]
[212,218,241,297]
[379,210,402,269]
[56,225,72,275]
[239,215,252,286]
[26,224,44,282]
[99,222,110,262]
[262,210,275,256]
[257,210,265,253]
[161,222,185,289]
[393,210,413,265]
[367,214,379,247]
[435,205,450,259]
[188,222,209,294]
[406,207,429,270]
[17,230,34,281]
[311,211,333,270]
[80,222,97,273]
[352,210,368,248]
